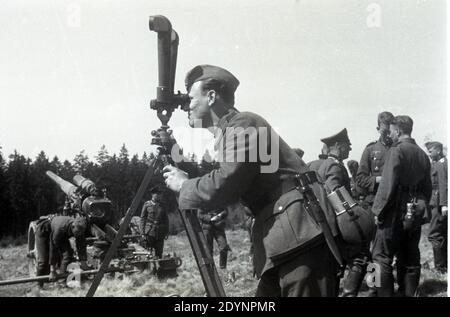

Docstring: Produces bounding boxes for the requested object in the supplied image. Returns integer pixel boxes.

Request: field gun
[16,171,182,288]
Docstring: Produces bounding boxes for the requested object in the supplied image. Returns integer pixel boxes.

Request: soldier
[356,111,394,209]
[35,215,89,285]
[198,208,231,269]
[316,129,370,297]
[316,129,352,193]
[371,116,432,297]
[425,141,447,274]
[139,189,169,258]
[307,144,329,174]
[163,64,340,297]
[355,111,394,296]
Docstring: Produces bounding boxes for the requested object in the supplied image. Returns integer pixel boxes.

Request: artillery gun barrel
[46,171,78,197]
[73,174,97,195]
[0,267,137,287]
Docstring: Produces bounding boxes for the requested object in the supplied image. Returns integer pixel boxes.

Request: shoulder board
[366,141,377,148]
[324,157,341,166]
[329,157,340,164]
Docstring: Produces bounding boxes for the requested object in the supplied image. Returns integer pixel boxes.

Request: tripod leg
[179,209,226,297]
[86,159,159,297]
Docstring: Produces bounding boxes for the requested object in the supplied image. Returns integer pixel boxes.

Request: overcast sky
[0,0,447,164]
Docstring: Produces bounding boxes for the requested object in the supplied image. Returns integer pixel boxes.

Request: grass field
[0,226,446,297]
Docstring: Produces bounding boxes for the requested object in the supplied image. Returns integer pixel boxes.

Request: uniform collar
[328,154,342,163]
[393,137,416,146]
[214,108,240,148]
[377,138,391,147]
[216,108,239,132]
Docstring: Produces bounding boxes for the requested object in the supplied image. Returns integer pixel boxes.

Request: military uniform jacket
[356,140,390,201]
[178,109,338,277]
[372,138,432,221]
[429,157,448,207]
[307,155,327,174]
[49,216,87,265]
[316,156,351,194]
[140,200,169,239]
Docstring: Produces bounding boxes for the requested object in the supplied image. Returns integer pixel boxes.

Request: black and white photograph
[0,0,447,300]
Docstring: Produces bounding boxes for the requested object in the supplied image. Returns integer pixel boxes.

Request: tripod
[86,124,226,297]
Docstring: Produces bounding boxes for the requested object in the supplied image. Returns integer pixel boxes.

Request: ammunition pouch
[327,186,375,246]
[263,188,323,262]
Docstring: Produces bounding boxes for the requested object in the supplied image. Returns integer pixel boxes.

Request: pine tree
[95,145,111,166]
[73,150,90,174]
[31,151,55,217]
[118,144,130,165]
[6,151,34,236]
[0,146,10,238]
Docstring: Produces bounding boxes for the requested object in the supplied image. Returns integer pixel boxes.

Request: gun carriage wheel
[27,221,39,277]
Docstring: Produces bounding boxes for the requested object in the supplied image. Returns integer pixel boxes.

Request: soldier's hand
[442,206,448,217]
[163,165,188,193]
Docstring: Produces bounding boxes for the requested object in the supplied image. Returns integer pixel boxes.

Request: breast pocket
[371,151,383,173]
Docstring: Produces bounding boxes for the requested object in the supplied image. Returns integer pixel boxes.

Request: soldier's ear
[207,90,217,106]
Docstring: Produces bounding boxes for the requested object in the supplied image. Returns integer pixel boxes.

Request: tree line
[0,144,218,239]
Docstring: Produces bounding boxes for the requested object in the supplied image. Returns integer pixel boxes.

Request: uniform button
[278,206,283,211]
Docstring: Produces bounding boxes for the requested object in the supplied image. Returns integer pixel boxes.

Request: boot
[404,268,420,297]
[342,268,364,297]
[367,287,377,297]
[376,272,394,297]
[396,265,406,297]
[219,250,228,269]
[433,247,447,273]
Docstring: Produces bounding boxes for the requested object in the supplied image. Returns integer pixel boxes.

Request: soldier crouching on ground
[35,215,89,286]
[425,141,448,274]
[163,64,340,297]
[198,208,231,269]
[371,115,432,297]
[139,188,169,258]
